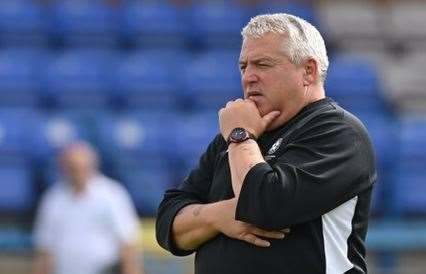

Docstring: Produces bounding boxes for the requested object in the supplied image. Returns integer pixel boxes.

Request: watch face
[231,127,247,141]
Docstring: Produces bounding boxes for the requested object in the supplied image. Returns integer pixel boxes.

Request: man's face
[60,148,95,189]
[239,32,307,129]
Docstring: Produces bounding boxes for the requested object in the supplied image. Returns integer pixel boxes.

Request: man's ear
[303,58,318,86]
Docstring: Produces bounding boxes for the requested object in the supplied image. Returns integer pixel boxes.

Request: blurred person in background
[156,13,376,274]
[33,141,144,274]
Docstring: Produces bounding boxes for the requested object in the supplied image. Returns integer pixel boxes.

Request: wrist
[204,199,236,231]
[202,203,221,231]
[228,138,257,149]
[226,127,257,146]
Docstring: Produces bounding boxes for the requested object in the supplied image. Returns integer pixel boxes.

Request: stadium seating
[0,0,48,47]
[117,159,173,216]
[318,0,384,50]
[188,1,246,48]
[382,52,426,113]
[388,1,426,50]
[0,164,33,213]
[326,54,390,113]
[255,1,317,25]
[175,111,219,180]
[30,111,91,160]
[357,112,400,216]
[50,0,118,47]
[0,109,39,163]
[113,49,186,110]
[0,5,426,268]
[42,49,117,109]
[393,116,426,216]
[94,110,180,164]
[0,49,46,108]
[183,49,241,110]
[121,0,187,48]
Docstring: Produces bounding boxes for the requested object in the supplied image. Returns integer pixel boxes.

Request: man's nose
[242,67,259,85]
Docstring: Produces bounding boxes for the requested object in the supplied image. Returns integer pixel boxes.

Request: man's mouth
[247,91,262,98]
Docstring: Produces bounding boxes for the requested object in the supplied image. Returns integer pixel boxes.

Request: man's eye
[239,66,246,72]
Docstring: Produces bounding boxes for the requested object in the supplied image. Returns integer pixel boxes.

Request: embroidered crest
[268,137,283,155]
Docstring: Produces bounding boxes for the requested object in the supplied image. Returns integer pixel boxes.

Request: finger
[251,227,285,239]
[234,98,244,103]
[226,101,234,107]
[245,98,257,107]
[262,110,281,126]
[242,234,271,248]
[281,228,291,234]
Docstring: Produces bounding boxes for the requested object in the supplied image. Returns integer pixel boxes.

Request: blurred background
[0,0,425,273]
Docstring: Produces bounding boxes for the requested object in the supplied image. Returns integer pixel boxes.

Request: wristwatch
[226,127,256,146]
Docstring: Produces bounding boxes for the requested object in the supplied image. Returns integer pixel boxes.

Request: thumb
[262,111,281,126]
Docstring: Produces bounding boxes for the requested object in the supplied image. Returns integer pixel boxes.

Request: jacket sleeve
[156,134,225,256]
[235,114,376,230]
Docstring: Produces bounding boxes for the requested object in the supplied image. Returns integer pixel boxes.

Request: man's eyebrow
[239,56,276,65]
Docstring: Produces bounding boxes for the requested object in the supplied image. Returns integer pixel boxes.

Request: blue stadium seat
[0,164,33,213]
[113,49,187,109]
[95,111,179,164]
[326,54,388,113]
[30,111,91,163]
[254,2,318,25]
[356,112,399,216]
[399,116,426,162]
[0,109,39,163]
[183,50,241,110]
[117,159,173,216]
[51,0,118,46]
[43,49,116,109]
[394,116,426,216]
[121,0,187,48]
[395,163,426,216]
[188,2,246,48]
[0,49,46,107]
[0,0,48,47]
[175,111,219,180]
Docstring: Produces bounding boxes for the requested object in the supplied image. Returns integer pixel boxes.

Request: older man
[33,142,144,274]
[156,13,376,274]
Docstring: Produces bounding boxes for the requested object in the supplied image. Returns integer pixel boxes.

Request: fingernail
[279,233,285,239]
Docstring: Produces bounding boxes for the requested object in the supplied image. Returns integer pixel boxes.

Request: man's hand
[218,99,280,140]
[207,198,289,247]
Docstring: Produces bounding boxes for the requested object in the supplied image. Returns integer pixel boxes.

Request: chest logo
[268,138,283,155]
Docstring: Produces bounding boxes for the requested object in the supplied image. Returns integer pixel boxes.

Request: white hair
[241,13,329,83]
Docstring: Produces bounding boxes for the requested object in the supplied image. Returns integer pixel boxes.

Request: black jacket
[156,98,377,274]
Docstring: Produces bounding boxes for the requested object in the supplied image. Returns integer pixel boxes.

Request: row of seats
[319,0,426,50]
[0,107,424,217]
[0,0,316,48]
[0,109,219,216]
[3,0,426,51]
[0,48,388,111]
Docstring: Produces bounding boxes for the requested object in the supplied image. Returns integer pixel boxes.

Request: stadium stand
[121,0,187,48]
[0,0,48,47]
[42,49,117,109]
[183,49,241,110]
[0,165,33,214]
[50,0,118,47]
[187,1,247,48]
[0,1,425,274]
[113,49,186,110]
[174,111,219,180]
[0,49,46,108]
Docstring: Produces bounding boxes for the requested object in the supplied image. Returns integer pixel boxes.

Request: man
[33,142,144,274]
[156,13,376,274]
